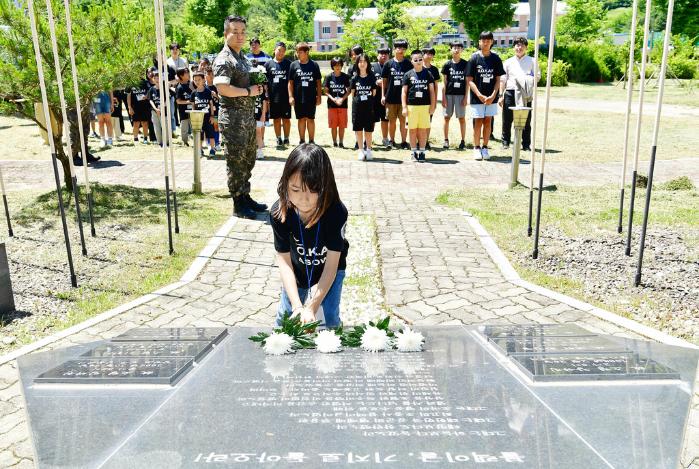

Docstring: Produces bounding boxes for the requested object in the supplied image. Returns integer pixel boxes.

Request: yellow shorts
[407,105,430,129]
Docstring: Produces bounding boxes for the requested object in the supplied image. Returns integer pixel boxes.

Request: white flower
[263,332,294,355]
[361,326,390,353]
[395,327,424,352]
[315,330,342,354]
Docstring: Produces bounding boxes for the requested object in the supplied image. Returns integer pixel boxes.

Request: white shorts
[470,103,498,118]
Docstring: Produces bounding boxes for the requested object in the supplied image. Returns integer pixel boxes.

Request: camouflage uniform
[213,44,257,198]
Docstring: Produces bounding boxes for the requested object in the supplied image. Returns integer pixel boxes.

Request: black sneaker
[418,151,426,162]
[425,142,432,150]
[245,194,268,212]
[458,140,466,150]
[354,142,359,150]
[338,142,344,148]
[333,142,338,147]
[233,196,257,219]
[86,153,101,163]
[411,151,420,162]
[283,138,289,145]
[299,139,305,145]
[502,141,510,150]
[72,155,83,167]
[277,137,283,146]
[386,140,394,150]
[401,141,410,150]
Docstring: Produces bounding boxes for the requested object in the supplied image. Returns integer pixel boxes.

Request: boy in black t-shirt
[323,57,350,148]
[288,42,322,144]
[191,71,216,157]
[467,31,504,161]
[381,39,412,149]
[441,41,469,150]
[265,41,292,147]
[401,50,435,162]
[421,47,440,150]
[175,68,193,146]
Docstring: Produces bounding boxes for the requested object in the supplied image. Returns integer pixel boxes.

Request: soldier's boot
[233,196,257,219]
[245,194,268,212]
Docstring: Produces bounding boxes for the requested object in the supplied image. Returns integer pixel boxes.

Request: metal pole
[635,0,674,287]
[28,0,77,287]
[510,127,522,189]
[63,0,96,237]
[158,0,180,234]
[0,167,12,237]
[527,0,541,237]
[153,0,174,255]
[618,0,640,234]
[532,0,558,259]
[625,0,652,256]
[193,129,203,194]
[45,0,87,256]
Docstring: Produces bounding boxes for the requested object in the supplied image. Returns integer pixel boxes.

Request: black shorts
[373,98,387,122]
[202,118,215,139]
[294,102,316,120]
[269,101,291,119]
[352,104,375,132]
[132,106,150,123]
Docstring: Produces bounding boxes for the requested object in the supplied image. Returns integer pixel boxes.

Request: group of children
[250,31,518,163]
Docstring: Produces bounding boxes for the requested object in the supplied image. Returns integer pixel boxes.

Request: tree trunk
[52,128,73,193]
[67,106,91,159]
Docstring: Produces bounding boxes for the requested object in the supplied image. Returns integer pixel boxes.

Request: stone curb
[0,216,239,366]
[462,211,699,350]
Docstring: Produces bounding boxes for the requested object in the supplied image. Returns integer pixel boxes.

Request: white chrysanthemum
[314,354,341,374]
[263,332,294,356]
[395,327,424,352]
[360,326,390,353]
[315,330,342,353]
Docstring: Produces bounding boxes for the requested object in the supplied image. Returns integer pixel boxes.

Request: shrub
[538,59,570,86]
[668,56,698,79]
[555,43,609,82]
[594,42,627,80]
[660,176,695,191]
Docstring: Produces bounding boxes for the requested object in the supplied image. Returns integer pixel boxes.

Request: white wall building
[312,2,567,52]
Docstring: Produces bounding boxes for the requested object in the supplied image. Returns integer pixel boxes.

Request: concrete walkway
[0,157,697,468]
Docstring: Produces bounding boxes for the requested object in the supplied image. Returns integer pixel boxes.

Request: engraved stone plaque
[82,340,212,362]
[481,324,596,339]
[490,334,627,356]
[34,357,194,385]
[112,327,228,343]
[512,353,682,382]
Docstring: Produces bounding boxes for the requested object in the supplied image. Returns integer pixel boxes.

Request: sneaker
[481,147,491,160]
[107,138,113,146]
[86,152,101,163]
[458,140,466,150]
[443,139,449,149]
[474,147,483,160]
[100,139,107,148]
[215,144,223,152]
[265,121,272,127]
[277,137,283,146]
[522,145,531,152]
[365,148,373,160]
[502,141,510,150]
[299,139,305,145]
[411,151,420,162]
[333,142,338,147]
[309,140,315,145]
[209,149,216,157]
[357,149,365,161]
[354,142,359,150]
[72,155,83,167]
[418,151,426,162]
[283,138,289,145]
[141,138,149,145]
[339,142,344,149]
[386,140,394,150]
[256,148,264,160]
[401,141,410,150]
[425,142,432,150]
[90,132,99,139]
[382,138,390,147]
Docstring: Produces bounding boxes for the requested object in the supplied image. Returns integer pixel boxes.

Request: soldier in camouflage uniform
[212,15,267,219]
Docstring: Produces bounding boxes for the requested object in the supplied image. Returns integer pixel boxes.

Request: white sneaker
[357,149,365,161]
[481,147,491,160]
[474,148,483,160]
[365,148,373,161]
[256,148,264,160]
[107,138,113,146]
[215,145,222,152]
[382,138,390,147]
[443,140,449,149]
[100,139,107,148]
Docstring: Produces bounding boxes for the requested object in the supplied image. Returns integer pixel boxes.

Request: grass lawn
[0,184,231,352]
[547,81,699,108]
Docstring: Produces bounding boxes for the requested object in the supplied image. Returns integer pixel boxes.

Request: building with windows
[312,2,567,52]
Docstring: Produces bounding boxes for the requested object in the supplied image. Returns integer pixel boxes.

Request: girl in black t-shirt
[270,144,349,329]
[350,54,377,161]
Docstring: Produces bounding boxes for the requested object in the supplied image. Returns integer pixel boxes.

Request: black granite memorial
[0,243,14,314]
[112,327,228,343]
[82,340,213,361]
[17,326,699,468]
[479,323,682,382]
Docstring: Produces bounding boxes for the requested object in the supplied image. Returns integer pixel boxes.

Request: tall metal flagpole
[27,0,77,287]
[617,0,640,234]
[153,0,174,254]
[532,0,558,259]
[64,0,96,237]
[158,0,180,234]
[527,0,541,237]
[45,0,87,256]
[0,166,12,237]
[625,0,652,256]
[635,0,674,286]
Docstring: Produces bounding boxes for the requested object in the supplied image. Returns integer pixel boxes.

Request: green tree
[337,19,379,55]
[279,0,303,42]
[556,0,605,44]
[0,0,154,189]
[447,0,514,44]
[183,0,250,35]
[171,23,222,56]
[375,0,410,48]
[330,0,371,24]
[398,5,454,49]
[653,0,699,41]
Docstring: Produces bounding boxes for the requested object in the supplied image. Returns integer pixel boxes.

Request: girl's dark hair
[274,143,340,227]
[354,53,371,73]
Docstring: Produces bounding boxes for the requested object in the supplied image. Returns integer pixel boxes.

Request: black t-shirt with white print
[176,81,193,121]
[371,62,385,103]
[191,87,212,116]
[323,72,350,109]
[147,85,161,109]
[402,68,434,106]
[265,58,291,104]
[350,74,376,107]
[466,51,505,103]
[381,58,413,104]
[288,60,322,104]
[130,80,151,111]
[441,59,468,96]
[270,201,349,289]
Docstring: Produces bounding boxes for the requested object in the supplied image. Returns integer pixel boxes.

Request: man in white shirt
[498,37,539,151]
